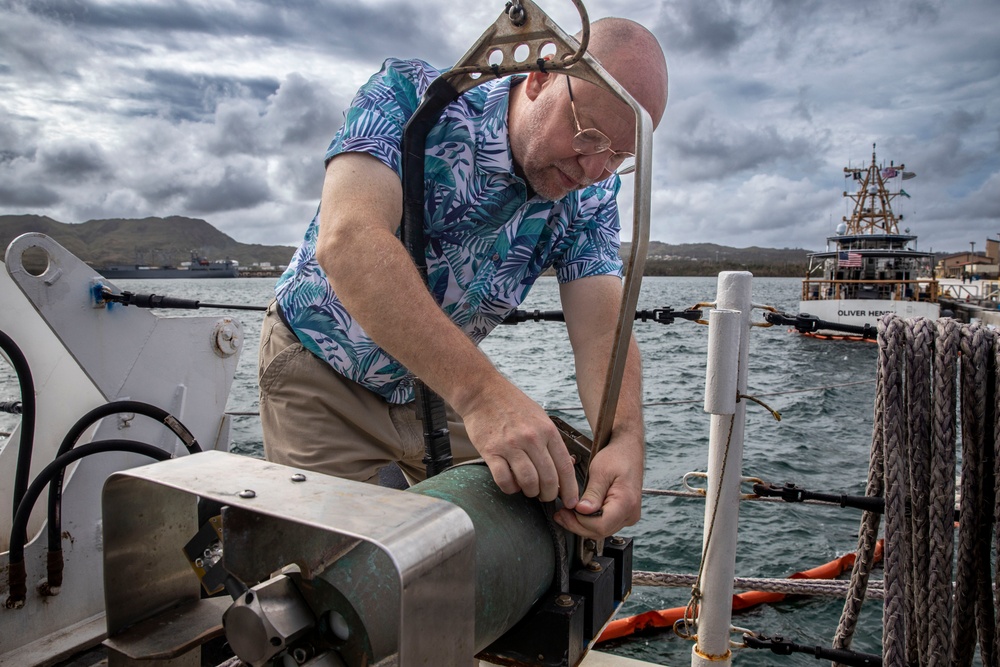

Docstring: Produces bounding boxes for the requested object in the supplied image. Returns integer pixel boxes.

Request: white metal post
[692,271,753,667]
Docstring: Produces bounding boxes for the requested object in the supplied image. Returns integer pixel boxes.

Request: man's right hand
[460,382,579,508]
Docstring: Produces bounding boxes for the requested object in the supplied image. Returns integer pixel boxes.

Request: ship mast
[842,143,903,235]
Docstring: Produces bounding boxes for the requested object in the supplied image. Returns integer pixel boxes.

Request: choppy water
[1,275,887,666]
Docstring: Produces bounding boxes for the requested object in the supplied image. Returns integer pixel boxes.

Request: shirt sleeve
[324,59,439,178]
[553,178,625,282]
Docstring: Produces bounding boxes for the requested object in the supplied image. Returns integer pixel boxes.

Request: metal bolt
[610,536,626,546]
[239,489,256,499]
[292,646,313,663]
[583,538,597,551]
[555,594,574,608]
[291,473,307,482]
[586,560,602,572]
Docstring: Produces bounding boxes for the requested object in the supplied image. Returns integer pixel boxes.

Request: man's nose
[577,152,610,181]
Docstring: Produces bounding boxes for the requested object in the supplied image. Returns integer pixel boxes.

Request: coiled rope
[835,316,998,667]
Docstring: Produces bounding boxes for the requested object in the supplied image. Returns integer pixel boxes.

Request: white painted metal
[1,234,243,664]
[692,272,753,667]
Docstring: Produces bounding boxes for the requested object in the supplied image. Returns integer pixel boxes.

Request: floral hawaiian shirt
[275,58,623,404]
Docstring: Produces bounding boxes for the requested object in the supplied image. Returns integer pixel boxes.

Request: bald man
[260,18,668,540]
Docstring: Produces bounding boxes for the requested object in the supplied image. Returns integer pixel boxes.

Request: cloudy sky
[1,0,997,253]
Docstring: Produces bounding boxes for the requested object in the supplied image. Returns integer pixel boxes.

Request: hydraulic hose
[5,439,171,608]
[45,401,201,591]
[0,330,36,543]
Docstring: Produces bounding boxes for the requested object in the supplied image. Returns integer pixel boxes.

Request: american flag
[838,251,862,268]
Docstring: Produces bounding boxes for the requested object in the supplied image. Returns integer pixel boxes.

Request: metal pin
[239,489,256,499]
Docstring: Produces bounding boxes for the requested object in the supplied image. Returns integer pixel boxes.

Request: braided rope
[905,317,934,663]
[966,325,996,666]
[994,335,1000,666]
[834,316,1000,667]
[926,318,959,666]
[982,328,998,667]
[953,324,985,666]
[631,571,884,599]
[880,315,908,667]
[833,315,888,659]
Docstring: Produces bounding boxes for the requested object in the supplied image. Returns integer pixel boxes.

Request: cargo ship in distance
[798,145,939,338]
[96,254,240,279]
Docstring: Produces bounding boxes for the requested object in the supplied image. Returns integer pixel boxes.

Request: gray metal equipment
[101,452,581,666]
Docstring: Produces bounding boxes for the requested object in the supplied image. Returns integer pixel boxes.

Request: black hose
[46,401,201,587]
[101,288,265,312]
[0,330,36,543]
[5,439,171,608]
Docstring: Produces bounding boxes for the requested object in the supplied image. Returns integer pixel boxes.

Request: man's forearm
[319,222,505,414]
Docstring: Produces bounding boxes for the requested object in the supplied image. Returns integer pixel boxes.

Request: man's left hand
[552,439,643,540]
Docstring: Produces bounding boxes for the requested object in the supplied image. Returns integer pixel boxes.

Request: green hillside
[621,241,811,277]
[0,215,297,269]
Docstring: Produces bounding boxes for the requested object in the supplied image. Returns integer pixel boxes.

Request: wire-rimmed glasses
[565,76,636,176]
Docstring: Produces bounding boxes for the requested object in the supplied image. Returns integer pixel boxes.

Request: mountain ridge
[1,214,817,276]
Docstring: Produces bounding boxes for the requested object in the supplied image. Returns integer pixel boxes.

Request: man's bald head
[580,18,668,127]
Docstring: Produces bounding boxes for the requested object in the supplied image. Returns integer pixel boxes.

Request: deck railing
[801,279,939,303]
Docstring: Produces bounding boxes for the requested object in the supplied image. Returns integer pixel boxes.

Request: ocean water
[1,275,886,666]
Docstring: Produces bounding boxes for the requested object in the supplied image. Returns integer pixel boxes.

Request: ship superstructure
[799,145,938,335]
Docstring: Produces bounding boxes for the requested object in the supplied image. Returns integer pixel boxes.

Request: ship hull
[96,266,239,279]
[798,298,939,332]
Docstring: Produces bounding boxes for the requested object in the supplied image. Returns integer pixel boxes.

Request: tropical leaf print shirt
[275,58,624,404]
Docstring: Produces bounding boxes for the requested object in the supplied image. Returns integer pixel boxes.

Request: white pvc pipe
[703,309,741,416]
[692,272,753,667]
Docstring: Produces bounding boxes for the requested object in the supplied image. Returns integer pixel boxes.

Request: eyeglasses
[565,76,636,176]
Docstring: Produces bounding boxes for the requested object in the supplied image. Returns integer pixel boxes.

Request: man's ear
[522,70,554,102]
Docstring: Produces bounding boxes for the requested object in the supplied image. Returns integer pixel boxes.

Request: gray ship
[96,255,239,279]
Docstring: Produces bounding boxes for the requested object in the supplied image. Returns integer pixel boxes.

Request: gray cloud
[127,70,280,122]
[36,140,111,182]
[0,179,61,207]
[183,160,272,214]
[668,105,827,182]
[0,0,997,253]
[655,0,751,62]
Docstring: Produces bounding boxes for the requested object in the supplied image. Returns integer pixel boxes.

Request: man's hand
[461,381,579,508]
[552,439,643,539]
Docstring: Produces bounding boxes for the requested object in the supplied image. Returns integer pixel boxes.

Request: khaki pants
[258,302,478,485]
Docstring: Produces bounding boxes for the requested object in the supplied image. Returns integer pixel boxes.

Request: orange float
[799,330,877,343]
[598,540,885,643]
